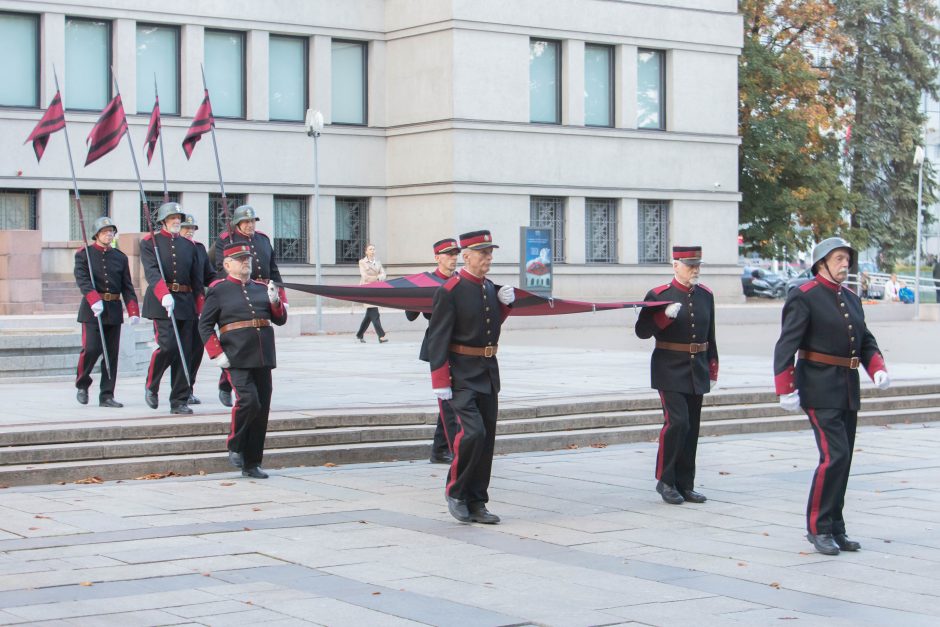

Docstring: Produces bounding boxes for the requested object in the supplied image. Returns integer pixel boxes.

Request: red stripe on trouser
[806,408,830,535]
[75,324,87,386]
[445,400,464,497]
[437,399,451,451]
[656,391,670,480]
[225,369,238,445]
[146,321,161,390]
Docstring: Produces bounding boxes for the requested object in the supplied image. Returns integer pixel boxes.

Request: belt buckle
[689,343,698,354]
[849,356,859,369]
[169,283,179,292]
[252,319,262,328]
[483,346,495,358]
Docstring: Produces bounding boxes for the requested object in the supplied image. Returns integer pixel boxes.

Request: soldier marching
[180,214,216,405]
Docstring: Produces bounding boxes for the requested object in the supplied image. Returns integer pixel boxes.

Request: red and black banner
[85,95,128,166]
[145,96,161,164]
[183,90,214,159]
[24,91,66,162]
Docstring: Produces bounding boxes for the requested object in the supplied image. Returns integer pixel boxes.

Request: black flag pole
[199,64,232,235]
[54,66,112,381]
[154,75,169,204]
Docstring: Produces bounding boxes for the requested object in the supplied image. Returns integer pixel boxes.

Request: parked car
[785,266,885,299]
[786,268,814,293]
[741,267,787,298]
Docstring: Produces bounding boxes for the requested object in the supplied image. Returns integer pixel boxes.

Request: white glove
[497,285,515,305]
[128,315,140,325]
[665,303,681,319]
[212,353,231,369]
[874,370,890,390]
[161,294,175,314]
[90,300,104,317]
[710,379,719,392]
[778,391,801,412]
[433,387,453,401]
[268,280,280,304]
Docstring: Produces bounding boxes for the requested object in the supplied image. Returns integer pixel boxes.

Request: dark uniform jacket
[635,279,718,395]
[193,240,216,289]
[406,269,449,362]
[427,269,511,394]
[199,276,288,369]
[140,229,204,320]
[74,243,139,325]
[214,230,283,283]
[773,274,885,410]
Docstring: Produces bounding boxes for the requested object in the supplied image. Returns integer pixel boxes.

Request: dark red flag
[85,95,128,166]
[145,96,161,164]
[24,91,66,161]
[183,90,214,159]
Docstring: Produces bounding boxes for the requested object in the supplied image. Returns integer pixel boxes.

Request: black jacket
[140,229,204,320]
[199,276,288,369]
[773,274,885,410]
[73,243,139,325]
[193,240,216,288]
[635,279,718,395]
[214,230,282,283]
[406,269,450,362]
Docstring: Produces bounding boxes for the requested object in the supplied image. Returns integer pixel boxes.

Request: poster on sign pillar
[519,226,553,296]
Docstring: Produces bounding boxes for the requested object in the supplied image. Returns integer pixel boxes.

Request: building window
[331,40,367,125]
[65,18,111,111]
[208,193,247,249]
[530,39,560,124]
[637,49,665,130]
[70,192,109,241]
[638,200,669,263]
[0,12,39,108]
[0,189,37,230]
[335,197,368,263]
[585,44,613,127]
[204,29,245,118]
[141,191,180,231]
[530,196,565,262]
[274,196,308,263]
[586,198,617,263]
[269,35,307,122]
[136,24,179,115]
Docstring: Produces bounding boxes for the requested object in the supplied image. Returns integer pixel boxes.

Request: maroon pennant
[85,95,128,166]
[24,91,66,162]
[182,90,214,159]
[145,96,161,164]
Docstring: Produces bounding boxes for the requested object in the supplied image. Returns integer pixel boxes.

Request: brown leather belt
[656,340,709,354]
[98,292,121,302]
[220,319,271,334]
[799,349,859,369]
[450,343,498,358]
[167,283,192,293]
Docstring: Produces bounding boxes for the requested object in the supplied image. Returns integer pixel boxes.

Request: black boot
[806,533,840,556]
[76,389,89,405]
[446,496,471,522]
[219,389,233,407]
[833,533,860,551]
[656,481,684,505]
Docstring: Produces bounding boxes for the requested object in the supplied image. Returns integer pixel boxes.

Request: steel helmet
[181,214,198,230]
[156,202,185,224]
[232,205,260,226]
[92,216,117,237]
[811,237,856,276]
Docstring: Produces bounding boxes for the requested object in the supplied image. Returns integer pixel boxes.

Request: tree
[834,0,940,270]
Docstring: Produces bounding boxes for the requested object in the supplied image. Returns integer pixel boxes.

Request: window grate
[274,196,308,263]
[0,189,37,230]
[335,197,368,264]
[208,193,246,249]
[529,196,565,262]
[140,192,179,232]
[586,198,617,263]
[69,192,109,241]
[638,200,669,264]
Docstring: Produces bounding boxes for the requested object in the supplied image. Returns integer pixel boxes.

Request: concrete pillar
[180,25,205,116]
[615,45,637,129]
[0,230,43,314]
[368,40,385,128]
[319,195,337,265]
[180,192,210,245]
[246,30,269,121]
[41,13,65,103]
[310,35,331,123]
[247,193,274,236]
[39,189,70,242]
[620,197,638,264]
[562,39,585,127]
[113,19,137,114]
[368,196,388,257]
[111,191,139,237]
[566,196,586,264]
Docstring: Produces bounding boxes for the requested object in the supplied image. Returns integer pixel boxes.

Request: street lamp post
[914,145,925,320]
[305,109,325,334]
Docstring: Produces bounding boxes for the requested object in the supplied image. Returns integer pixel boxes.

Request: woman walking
[356,244,389,343]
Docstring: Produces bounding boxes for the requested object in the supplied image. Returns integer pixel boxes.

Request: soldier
[635,246,718,505]
[774,237,890,556]
[180,214,216,405]
[141,202,204,415]
[405,238,461,464]
[427,230,515,524]
[199,244,288,479]
[213,205,285,407]
[73,217,140,407]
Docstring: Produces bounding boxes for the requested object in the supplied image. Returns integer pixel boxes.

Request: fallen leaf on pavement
[719,471,731,475]
[372,592,381,596]
[769,582,781,589]
[74,476,103,484]
[220,482,236,486]
[79,582,93,587]
[324,462,337,467]
[252,507,262,512]
[134,471,183,481]
[590,443,608,448]
[34,515,49,519]
[565,444,579,449]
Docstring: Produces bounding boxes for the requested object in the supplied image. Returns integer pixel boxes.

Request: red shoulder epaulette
[251,279,268,286]
[142,233,153,241]
[208,278,226,288]
[443,274,460,292]
[219,231,231,240]
[651,283,671,295]
[800,279,819,293]
[697,283,713,294]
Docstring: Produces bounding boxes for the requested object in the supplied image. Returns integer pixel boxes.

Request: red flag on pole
[183,90,214,159]
[85,94,128,166]
[24,91,66,162]
[145,96,161,164]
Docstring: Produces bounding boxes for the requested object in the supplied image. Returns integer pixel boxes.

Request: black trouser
[805,407,857,535]
[356,307,386,339]
[445,385,498,505]
[433,398,458,456]
[189,328,205,389]
[225,367,273,469]
[146,318,193,407]
[655,391,703,491]
[75,321,121,401]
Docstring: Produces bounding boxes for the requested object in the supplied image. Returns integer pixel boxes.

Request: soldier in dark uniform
[199,244,288,479]
[141,202,204,415]
[213,205,285,407]
[427,230,515,524]
[73,217,140,407]
[406,237,460,465]
[774,237,890,556]
[180,214,216,405]
[635,245,718,505]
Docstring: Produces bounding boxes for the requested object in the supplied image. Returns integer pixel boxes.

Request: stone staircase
[41,279,82,314]
[1,383,937,486]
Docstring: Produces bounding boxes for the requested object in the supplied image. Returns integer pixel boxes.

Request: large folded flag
[85,95,128,166]
[183,90,214,159]
[145,96,161,164]
[24,91,66,161]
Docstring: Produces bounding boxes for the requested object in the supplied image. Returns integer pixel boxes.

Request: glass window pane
[0,13,39,107]
[331,41,366,125]
[65,18,110,111]
[274,196,308,262]
[0,190,37,230]
[70,192,108,241]
[585,45,612,127]
[530,39,560,124]
[270,36,306,121]
[637,49,664,130]
[136,24,179,115]
[204,30,245,118]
